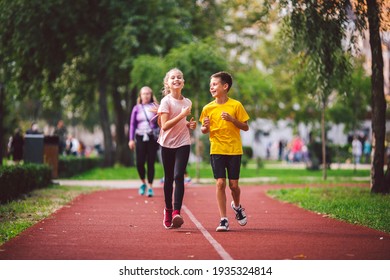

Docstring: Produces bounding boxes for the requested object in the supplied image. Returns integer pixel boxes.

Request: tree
[264,0,389,190]
[272,1,353,179]
[352,0,389,192]
[0,0,225,167]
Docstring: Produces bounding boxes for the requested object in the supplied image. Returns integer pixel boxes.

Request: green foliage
[131,55,167,99]
[0,164,52,203]
[243,146,253,158]
[166,39,228,92]
[164,39,229,112]
[68,162,370,185]
[58,156,103,178]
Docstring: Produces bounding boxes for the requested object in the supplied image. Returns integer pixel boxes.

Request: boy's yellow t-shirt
[199,98,250,155]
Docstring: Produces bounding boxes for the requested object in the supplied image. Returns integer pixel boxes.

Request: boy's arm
[221,112,249,131]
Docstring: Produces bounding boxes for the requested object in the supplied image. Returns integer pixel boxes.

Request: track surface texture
[1,184,389,260]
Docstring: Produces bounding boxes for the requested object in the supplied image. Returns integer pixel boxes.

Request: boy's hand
[221,111,232,122]
[201,116,210,134]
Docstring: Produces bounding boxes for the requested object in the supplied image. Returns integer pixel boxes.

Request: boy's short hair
[211,71,233,92]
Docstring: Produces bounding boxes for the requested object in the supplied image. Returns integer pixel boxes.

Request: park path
[0,182,389,260]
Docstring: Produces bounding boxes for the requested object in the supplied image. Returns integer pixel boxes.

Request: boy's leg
[229,179,241,207]
[227,156,247,226]
[216,178,227,217]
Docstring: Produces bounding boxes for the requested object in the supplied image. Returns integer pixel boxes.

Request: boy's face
[209,77,228,98]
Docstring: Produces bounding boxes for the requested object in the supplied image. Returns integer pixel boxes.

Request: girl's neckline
[170,93,184,100]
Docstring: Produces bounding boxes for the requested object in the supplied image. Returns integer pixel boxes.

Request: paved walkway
[0,181,389,260]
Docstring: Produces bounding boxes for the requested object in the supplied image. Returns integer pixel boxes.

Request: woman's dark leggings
[161,145,190,210]
[135,134,158,184]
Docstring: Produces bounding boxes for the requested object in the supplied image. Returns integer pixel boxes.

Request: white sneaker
[231,201,247,226]
[216,218,229,232]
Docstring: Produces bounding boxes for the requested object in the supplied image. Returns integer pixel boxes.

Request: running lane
[0,185,389,260]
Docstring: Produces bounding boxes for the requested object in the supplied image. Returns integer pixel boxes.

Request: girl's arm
[160,106,191,131]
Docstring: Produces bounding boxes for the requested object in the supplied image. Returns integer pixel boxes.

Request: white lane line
[182,205,233,260]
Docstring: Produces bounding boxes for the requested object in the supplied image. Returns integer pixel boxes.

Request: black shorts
[210,154,241,180]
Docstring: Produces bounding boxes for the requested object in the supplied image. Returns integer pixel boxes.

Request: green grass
[69,162,370,184]
[267,187,390,233]
[0,185,100,246]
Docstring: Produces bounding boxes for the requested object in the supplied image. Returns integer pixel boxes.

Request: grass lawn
[68,162,371,184]
[0,185,101,246]
[1,162,387,246]
[268,186,390,234]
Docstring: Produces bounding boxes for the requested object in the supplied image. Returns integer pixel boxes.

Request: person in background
[363,137,372,164]
[53,120,68,155]
[352,135,362,165]
[26,122,41,134]
[128,86,159,197]
[9,128,24,163]
[66,134,80,156]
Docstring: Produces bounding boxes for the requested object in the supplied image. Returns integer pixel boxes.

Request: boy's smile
[210,77,227,98]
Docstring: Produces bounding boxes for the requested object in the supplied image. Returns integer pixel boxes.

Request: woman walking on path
[157,68,197,229]
[199,71,250,232]
[128,86,160,197]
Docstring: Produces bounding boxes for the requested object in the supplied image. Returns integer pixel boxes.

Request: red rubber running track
[1,184,389,260]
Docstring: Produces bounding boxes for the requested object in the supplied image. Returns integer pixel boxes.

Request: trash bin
[24,134,44,164]
[44,136,59,178]
[24,134,59,178]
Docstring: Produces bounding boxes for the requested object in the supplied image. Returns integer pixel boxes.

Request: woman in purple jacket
[128,86,160,197]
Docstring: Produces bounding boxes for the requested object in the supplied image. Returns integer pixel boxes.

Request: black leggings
[161,145,190,210]
[135,134,159,184]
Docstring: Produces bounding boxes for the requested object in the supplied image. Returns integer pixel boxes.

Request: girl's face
[140,88,152,104]
[167,70,184,91]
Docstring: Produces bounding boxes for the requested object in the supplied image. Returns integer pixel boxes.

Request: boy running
[199,71,250,232]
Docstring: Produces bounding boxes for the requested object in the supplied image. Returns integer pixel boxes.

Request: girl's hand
[181,106,191,117]
[187,117,197,130]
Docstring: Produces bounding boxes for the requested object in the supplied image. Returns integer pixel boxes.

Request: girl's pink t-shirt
[157,94,192,148]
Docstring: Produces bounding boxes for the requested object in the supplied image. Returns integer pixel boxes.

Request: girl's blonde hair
[137,86,158,104]
[162,68,184,96]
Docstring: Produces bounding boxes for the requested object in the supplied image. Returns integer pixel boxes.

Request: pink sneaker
[171,210,184,228]
[163,208,173,229]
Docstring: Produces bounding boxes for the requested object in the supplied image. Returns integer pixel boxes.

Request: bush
[0,164,52,204]
[243,146,253,159]
[58,156,103,178]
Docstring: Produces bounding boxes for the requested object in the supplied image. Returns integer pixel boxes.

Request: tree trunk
[112,87,132,166]
[366,0,387,193]
[98,79,114,167]
[0,83,5,165]
[321,99,327,180]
